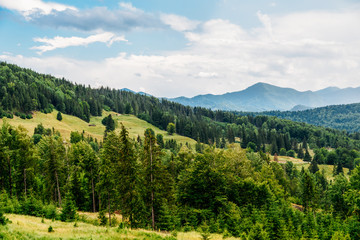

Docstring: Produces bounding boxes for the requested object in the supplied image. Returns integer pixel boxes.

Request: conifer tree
[57,111,62,121]
[304,149,312,162]
[38,135,66,206]
[98,131,119,226]
[118,124,144,227]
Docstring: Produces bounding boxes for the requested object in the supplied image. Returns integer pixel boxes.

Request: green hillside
[253,103,360,133]
[0,110,196,146]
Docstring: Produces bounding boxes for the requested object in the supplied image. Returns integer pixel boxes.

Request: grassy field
[272,155,349,180]
[0,110,196,146]
[0,214,239,240]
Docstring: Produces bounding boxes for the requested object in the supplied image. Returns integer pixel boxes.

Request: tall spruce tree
[38,135,66,206]
[118,124,144,227]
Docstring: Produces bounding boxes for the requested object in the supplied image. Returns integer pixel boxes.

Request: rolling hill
[170,82,360,112]
[252,103,360,133]
[0,110,196,146]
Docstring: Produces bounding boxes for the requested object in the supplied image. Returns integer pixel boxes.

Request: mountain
[170,82,360,112]
[290,105,312,111]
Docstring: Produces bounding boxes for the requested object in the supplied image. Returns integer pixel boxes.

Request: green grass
[0,214,239,240]
[0,110,196,147]
[273,155,349,180]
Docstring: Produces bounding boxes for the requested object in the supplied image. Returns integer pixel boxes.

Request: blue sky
[0,0,359,97]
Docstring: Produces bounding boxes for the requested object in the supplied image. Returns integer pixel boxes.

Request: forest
[247,103,360,133]
[1,62,360,239]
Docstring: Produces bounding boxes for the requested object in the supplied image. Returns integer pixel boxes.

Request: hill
[170,82,360,112]
[0,110,196,146]
[255,103,360,133]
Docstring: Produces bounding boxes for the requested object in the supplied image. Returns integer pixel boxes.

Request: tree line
[1,121,360,239]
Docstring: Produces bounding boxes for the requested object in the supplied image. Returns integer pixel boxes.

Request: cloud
[160,14,200,32]
[0,0,76,17]
[29,6,165,32]
[257,11,273,39]
[0,1,166,32]
[1,8,360,97]
[119,2,139,12]
[31,32,127,54]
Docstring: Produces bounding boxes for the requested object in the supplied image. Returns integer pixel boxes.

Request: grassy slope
[1,214,238,240]
[274,155,349,180]
[0,110,196,146]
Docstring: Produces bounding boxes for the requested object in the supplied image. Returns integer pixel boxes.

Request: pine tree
[309,158,319,173]
[298,148,304,159]
[57,111,62,121]
[38,135,66,206]
[304,150,312,162]
[143,128,158,229]
[118,124,144,227]
[142,128,173,230]
[98,131,119,226]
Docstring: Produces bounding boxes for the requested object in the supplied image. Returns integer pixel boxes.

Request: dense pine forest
[2,62,360,239]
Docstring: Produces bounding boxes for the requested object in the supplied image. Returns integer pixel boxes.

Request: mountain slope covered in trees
[250,103,360,133]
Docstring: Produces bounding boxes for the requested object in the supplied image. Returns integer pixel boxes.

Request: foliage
[57,111,62,121]
[60,197,78,222]
[167,123,175,135]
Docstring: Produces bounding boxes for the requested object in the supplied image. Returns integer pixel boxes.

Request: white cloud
[161,14,200,32]
[31,32,127,54]
[0,0,76,17]
[119,2,139,12]
[1,8,360,97]
[256,11,273,39]
[198,72,218,78]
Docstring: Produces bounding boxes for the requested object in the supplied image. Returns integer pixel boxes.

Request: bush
[0,212,10,225]
[98,210,108,226]
[60,197,78,222]
[48,225,54,232]
[279,148,287,156]
[57,111,62,121]
[43,204,58,220]
[26,114,33,119]
[21,197,43,217]
[20,113,26,119]
[287,150,296,158]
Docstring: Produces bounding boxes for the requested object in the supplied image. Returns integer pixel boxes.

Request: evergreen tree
[298,148,305,159]
[309,158,319,173]
[98,131,119,226]
[102,114,115,132]
[38,135,66,206]
[57,111,62,121]
[304,149,312,162]
[118,124,144,227]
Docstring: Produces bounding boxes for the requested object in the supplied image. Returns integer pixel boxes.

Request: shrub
[60,197,78,222]
[21,197,43,217]
[48,225,54,232]
[56,111,62,121]
[98,210,108,226]
[43,204,57,220]
[0,212,10,225]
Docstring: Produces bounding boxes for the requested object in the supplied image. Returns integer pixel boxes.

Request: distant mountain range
[169,82,360,112]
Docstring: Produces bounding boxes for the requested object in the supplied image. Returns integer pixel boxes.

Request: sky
[0,0,359,98]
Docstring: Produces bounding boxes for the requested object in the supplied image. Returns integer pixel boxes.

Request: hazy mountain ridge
[170,82,360,112]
